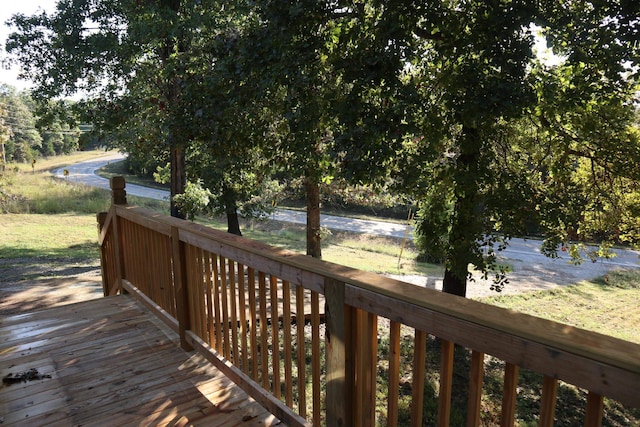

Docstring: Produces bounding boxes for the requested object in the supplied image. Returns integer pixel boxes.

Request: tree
[6,0,194,217]
[225,0,341,257]
[0,104,11,165]
[389,1,640,297]
[162,1,282,235]
[226,1,408,257]
[8,0,280,227]
[40,122,62,156]
[34,99,82,155]
[0,85,42,162]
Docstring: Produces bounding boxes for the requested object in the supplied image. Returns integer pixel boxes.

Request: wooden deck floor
[1,295,282,427]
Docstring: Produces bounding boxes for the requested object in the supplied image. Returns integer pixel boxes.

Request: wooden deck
[0,295,282,427]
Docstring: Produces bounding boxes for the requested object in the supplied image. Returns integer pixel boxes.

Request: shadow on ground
[0,274,103,316]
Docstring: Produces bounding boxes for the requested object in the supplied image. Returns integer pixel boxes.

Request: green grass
[0,213,100,259]
[196,217,442,277]
[480,270,640,344]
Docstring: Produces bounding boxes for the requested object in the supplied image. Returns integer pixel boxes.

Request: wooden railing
[98,177,640,427]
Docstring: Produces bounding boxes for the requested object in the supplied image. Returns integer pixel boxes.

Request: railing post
[110,177,126,295]
[172,226,193,351]
[325,278,352,426]
[111,175,127,205]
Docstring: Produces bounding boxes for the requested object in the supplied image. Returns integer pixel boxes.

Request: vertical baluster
[501,363,519,427]
[147,228,157,303]
[228,258,239,364]
[237,263,248,371]
[270,275,282,399]
[411,330,427,427]
[355,309,377,427]
[311,290,321,427]
[153,231,163,308]
[194,246,205,339]
[203,251,215,347]
[135,223,144,292]
[539,375,558,427]
[211,253,223,354]
[325,278,347,426]
[248,267,258,381]
[171,226,191,351]
[467,351,485,427]
[387,321,401,427]
[282,280,294,408]
[438,339,455,426]
[186,245,198,337]
[163,234,175,317]
[295,284,307,418]
[128,221,138,290]
[584,392,604,427]
[259,272,270,390]
[219,256,230,360]
[153,229,162,304]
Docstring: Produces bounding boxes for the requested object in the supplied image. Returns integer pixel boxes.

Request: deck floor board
[0,295,281,426]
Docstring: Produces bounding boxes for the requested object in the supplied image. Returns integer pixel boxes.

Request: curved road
[56,153,640,296]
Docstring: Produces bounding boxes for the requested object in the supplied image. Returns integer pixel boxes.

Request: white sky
[0,0,57,90]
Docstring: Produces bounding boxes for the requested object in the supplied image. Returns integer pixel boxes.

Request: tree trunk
[170,144,186,219]
[226,211,242,236]
[442,126,482,298]
[222,185,242,236]
[305,175,322,259]
[443,267,467,297]
[162,0,185,220]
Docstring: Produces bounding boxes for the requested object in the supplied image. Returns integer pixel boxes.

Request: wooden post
[109,177,126,295]
[97,212,109,296]
[110,176,127,205]
[325,278,349,426]
[172,226,192,351]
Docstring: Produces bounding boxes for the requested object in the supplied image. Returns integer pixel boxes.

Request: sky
[0,0,57,91]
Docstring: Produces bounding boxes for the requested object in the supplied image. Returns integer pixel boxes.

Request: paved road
[56,153,640,297]
[54,153,170,201]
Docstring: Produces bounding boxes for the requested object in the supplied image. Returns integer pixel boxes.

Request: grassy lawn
[0,213,99,260]
[481,270,640,344]
[197,216,441,277]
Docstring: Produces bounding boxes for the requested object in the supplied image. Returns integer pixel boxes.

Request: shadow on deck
[0,295,281,426]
